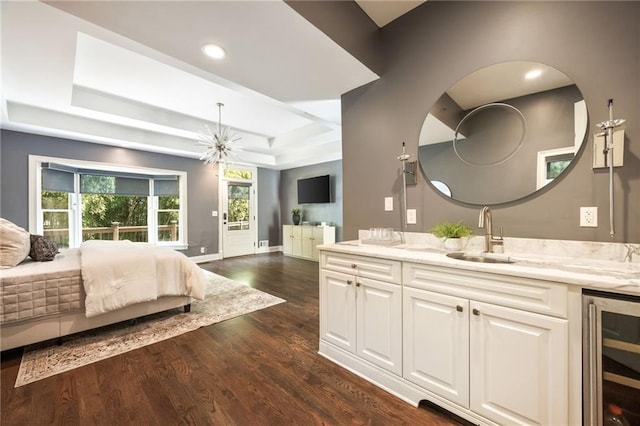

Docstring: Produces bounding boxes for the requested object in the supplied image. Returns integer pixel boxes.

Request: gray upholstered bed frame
[1,297,191,351]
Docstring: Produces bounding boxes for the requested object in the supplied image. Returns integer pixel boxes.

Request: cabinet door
[310,227,324,261]
[356,277,402,375]
[282,225,293,255]
[291,226,303,256]
[301,227,314,259]
[319,269,356,352]
[469,301,568,425]
[403,287,469,407]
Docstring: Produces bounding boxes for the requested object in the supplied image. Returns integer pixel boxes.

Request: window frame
[29,155,188,250]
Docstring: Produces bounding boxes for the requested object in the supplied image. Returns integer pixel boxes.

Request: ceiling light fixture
[198,102,242,165]
[525,69,542,80]
[201,43,226,60]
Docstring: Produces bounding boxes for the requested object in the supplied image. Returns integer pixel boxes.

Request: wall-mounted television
[297,175,331,204]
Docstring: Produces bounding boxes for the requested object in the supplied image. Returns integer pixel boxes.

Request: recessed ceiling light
[525,69,542,80]
[202,44,226,60]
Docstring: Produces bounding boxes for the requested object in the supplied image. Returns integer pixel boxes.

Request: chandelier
[198,102,242,165]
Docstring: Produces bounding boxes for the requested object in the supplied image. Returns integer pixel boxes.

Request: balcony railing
[44,221,178,244]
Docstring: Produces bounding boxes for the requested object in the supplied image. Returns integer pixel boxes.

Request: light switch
[384,197,393,211]
[407,209,417,224]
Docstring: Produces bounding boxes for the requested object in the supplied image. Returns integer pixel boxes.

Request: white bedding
[80,240,206,317]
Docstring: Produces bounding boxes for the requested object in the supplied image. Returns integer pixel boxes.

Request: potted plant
[291,208,302,225]
[429,221,472,251]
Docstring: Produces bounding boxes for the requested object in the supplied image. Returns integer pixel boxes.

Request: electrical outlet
[580,207,598,227]
[407,209,417,224]
[200,246,207,254]
[384,197,393,211]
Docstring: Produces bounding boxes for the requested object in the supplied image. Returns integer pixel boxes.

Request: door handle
[588,303,599,423]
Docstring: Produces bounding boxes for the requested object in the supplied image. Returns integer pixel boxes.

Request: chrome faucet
[478,206,504,253]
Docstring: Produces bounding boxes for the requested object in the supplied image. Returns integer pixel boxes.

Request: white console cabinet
[319,247,570,426]
[283,225,334,261]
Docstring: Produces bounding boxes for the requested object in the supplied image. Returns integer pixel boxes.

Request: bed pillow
[0,218,31,268]
[29,234,59,261]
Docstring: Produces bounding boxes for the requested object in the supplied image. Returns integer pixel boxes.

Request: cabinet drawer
[403,262,568,318]
[320,251,402,284]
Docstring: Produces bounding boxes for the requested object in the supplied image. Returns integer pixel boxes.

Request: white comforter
[80,240,206,317]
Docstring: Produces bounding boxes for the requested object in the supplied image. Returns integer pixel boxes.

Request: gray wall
[257,167,281,246]
[280,160,343,242]
[0,130,219,256]
[337,1,639,243]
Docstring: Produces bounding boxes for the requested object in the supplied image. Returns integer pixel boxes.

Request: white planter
[443,238,464,251]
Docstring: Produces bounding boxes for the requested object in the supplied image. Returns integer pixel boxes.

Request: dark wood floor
[1,253,461,425]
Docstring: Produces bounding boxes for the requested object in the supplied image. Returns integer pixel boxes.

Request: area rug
[15,270,285,387]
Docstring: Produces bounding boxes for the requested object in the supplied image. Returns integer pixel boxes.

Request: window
[41,190,71,248]
[546,154,573,180]
[155,178,180,242]
[227,184,251,231]
[223,168,252,180]
[31,157,187,249]
[536,147,576,190]
[80,174,149,243]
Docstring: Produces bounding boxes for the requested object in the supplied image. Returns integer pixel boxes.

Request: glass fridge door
[589,294,640,426]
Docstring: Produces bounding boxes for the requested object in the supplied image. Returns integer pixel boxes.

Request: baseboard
[190,253,222,264]
[191,247,282,262]
[257,245,282,254]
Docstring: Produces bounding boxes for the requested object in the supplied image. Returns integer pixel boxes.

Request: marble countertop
[318,240,640,296]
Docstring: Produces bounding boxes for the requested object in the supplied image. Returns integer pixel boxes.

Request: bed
[1,241,206,351]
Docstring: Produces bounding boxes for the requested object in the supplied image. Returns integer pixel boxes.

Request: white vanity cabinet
[319,251,402,375]
[283,225,335,261]
[403,262,569,426]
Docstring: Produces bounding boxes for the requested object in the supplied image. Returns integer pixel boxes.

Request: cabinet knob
[456,305,463,312]
[356,282,361,287]
[472,308,480,316]
[347,280,353,285]
[351,264,357,269]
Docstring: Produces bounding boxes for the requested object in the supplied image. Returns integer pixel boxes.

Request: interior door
[222,180,255,258]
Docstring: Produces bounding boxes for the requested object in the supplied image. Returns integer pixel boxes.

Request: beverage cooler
[584,290,640,425]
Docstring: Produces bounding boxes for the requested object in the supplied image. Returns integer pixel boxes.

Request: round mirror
[419,61,588,205]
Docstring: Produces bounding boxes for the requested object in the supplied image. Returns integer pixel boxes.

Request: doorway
[220,165,257,258]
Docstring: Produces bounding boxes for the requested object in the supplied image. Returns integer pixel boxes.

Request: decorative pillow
[29,234,59,262]
[0,218,31,268]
